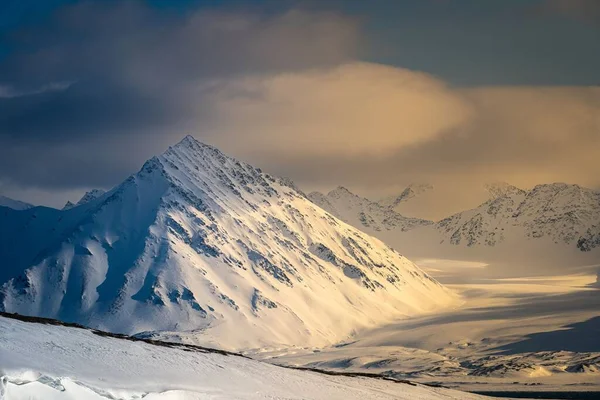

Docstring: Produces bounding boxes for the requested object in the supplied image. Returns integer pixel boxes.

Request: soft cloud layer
[199,64,600,198]
[205,63,471,156]
[0,1,359,205]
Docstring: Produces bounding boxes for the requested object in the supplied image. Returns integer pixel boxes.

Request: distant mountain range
[309,182,600,259]
[0,136,453,350]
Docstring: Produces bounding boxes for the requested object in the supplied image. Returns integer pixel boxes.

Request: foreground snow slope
[0,315,493,400]
[0,136,454,350]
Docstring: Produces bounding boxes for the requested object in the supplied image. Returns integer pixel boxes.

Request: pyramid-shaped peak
[161,136,244,174]
[176,134,204,146]
[171,135,222,153]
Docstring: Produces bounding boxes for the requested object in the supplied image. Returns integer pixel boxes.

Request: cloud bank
[0,0,598,212]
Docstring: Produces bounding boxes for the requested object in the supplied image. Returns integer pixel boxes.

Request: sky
[0,0,599,215]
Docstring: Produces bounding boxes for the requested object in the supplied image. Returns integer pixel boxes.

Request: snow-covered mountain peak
[0,137,454,350]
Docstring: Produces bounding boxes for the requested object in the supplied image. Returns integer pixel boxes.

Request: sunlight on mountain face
[0,137,455,350]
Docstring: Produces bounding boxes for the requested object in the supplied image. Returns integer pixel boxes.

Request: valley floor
[249,261,600,394]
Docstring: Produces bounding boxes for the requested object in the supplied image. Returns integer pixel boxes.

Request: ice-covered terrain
[0,135,454,350]
[0,196,33,211]
[0,313,502,400]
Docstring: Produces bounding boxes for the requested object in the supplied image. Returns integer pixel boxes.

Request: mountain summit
[0,135,454,350]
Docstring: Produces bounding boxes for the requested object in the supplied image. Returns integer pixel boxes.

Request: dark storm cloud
[0,0,359,195]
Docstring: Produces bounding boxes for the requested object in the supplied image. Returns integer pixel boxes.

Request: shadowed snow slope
[0,136,454,350]
[0,315,491,400]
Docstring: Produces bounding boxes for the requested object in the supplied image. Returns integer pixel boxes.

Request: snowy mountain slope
[0,196,33,211]
[308,187,432,233]
[436,183,600,250]
[0,314,492,400]
[0,136,454,350]
[63,189,106,210]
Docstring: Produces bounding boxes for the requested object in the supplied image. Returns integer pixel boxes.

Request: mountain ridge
[309,182,600,255]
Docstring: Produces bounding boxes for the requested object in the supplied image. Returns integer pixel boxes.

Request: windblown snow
[0,136,454,350]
